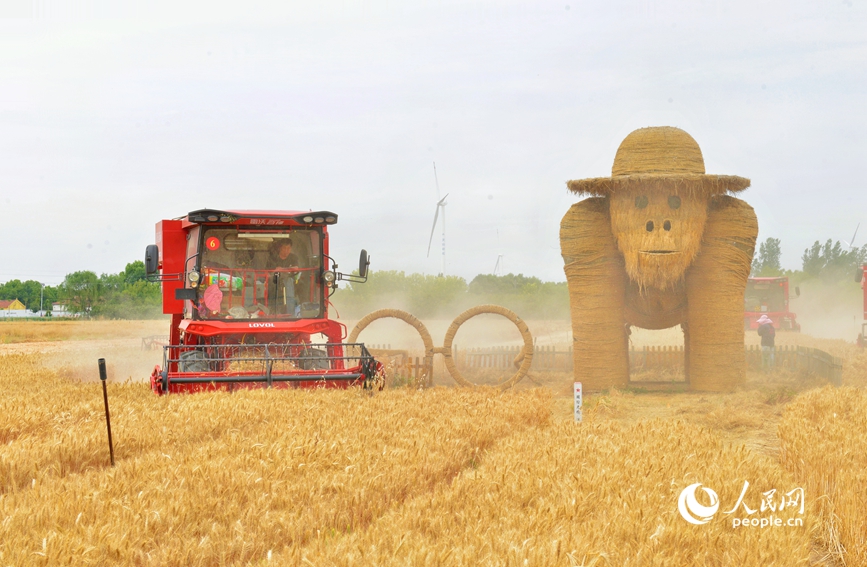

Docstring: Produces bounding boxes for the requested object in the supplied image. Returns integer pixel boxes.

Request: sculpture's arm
[560,197,630,389]
[684,195,758,391]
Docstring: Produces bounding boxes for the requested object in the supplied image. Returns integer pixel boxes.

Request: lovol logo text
[248,323,275,328]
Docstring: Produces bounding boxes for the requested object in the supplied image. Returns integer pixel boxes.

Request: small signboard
[574,382,582,422]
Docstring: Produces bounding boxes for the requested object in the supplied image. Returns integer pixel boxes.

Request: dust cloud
[789,279,862,341]
[341,315,573,352]
[40,340,163,384]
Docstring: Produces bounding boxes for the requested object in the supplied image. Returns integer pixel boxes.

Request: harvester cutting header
[144,208,380,394]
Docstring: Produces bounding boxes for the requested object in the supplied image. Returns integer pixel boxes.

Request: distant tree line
[0,261,163,319]
[331,271,569,320]
[0,279,58,312]
[59,261,163,319]
[751,237,867,283]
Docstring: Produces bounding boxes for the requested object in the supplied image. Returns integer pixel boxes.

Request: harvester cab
[144,208,380,394]
[743,276,801,331]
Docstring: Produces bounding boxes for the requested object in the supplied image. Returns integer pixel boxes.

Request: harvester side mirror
[795,286,800,297]
[856,271,863,283]
[145,244,160,276]
[359,249,370,279]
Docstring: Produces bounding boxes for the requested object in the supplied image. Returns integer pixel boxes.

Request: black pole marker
[98,358,115,467]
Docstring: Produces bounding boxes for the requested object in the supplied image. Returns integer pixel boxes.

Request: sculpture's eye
[635,195,649,209]
[668,196,681,210]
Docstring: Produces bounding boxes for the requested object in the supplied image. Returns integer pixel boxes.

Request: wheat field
[779,386,867,566]
[0,320,865,566]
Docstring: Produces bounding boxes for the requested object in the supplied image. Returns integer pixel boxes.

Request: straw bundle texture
[684,195,757,391]
[609,183,708,291]
[560,198,629,389]
[623,281,687,330]
[567,127,750,197]
[613,126,706,176]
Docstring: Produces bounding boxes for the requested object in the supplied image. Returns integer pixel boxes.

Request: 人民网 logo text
[677,481,804,528]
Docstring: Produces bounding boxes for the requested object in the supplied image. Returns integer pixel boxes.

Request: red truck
[144,208,380,394]
[744,276,801,331]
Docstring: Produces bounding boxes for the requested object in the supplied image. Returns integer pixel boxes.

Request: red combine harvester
[857,264,867,347]
[744,276,801,331]
[144,209,380,395]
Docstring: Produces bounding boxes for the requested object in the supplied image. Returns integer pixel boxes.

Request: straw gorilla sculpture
[560,127,757,391]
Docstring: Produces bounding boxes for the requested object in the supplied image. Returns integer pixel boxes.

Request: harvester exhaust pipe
[97,358,115,467]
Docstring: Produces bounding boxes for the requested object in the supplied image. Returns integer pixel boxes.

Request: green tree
[751,237,783,276]
[469,273,568,319]
[123,261,148,284]
[0,279,23,302]
[468,273,543,294]
[60,271,100,314]
[20,280,46,311]
[41,285,59,312]
[802,240,867,281]
[0,280,59,311]
[92,263,162,319]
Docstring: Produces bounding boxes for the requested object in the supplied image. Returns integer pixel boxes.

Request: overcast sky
[1,0,865,285]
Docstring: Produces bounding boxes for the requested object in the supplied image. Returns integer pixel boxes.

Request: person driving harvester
[269,238,300,315]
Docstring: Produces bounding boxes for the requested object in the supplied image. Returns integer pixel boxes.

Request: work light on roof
[303,215,314,223]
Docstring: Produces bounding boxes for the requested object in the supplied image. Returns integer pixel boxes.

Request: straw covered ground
[1,320,865,566]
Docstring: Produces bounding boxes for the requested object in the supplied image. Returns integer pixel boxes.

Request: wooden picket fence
[629,345,684,372]
[745,344,842,385]
[367,344,432,387]
[459,345,572,371]
[456,343,843,385]
[366,342,843,387]
[458,345,683,373]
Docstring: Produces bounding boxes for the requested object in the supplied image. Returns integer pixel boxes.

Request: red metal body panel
[744,276,800,331]
[156,220,187,315]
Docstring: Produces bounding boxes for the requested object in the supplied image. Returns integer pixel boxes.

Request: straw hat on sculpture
[560,126,757,391]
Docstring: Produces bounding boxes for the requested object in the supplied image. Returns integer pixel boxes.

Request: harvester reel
[348,305,534,390]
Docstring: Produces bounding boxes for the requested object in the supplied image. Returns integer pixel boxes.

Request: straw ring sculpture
[560,126,757,391]
[441,304,534,390]
[348,306,534,390]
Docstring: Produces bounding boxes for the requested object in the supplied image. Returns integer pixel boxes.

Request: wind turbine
[844,223,860,250]
[494,255,504,276]
[426,162,448,276]
[493,229,504,276]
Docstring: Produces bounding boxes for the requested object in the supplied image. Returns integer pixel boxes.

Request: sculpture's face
[609,185,708,290]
